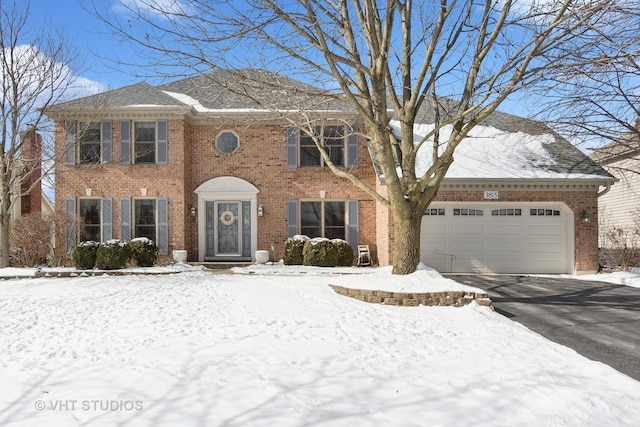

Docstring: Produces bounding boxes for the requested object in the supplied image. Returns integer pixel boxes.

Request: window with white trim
[134,122,156,164]
[134,199,156,242]
[300,201,346,239]
[216,131,239,154]
[491,208,522,216]
[78,122,101,164]
[79,198,101,241]
[299,126,345,167]
[454,208,484,216]
[530,209,560,216]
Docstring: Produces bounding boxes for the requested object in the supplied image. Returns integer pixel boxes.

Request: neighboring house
[591,131,640,245]
[45,69,614,274]
[12,129,54,219]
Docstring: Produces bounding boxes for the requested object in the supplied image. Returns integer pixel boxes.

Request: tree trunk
[0,212,10,268]
[391,207,423,275]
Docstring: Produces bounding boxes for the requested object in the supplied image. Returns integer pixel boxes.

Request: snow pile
[0,267,639,426]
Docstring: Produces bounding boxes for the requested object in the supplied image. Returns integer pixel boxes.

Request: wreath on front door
[220,210,236,226]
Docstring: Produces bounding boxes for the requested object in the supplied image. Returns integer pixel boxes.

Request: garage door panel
[421,205,570,274]
[450,224,485,235]
[529,224,563,235]
[487,241,526,254]
[529,242,563,253]
[488,224,526,235]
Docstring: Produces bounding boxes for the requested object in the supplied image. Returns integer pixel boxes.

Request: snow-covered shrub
[303,238,340,267]
[128,237,158,267]
[95,240,130,270]
[332,239,355,266]
[282,235,309,265]
[9,213,53,267]
[71,241,100,269]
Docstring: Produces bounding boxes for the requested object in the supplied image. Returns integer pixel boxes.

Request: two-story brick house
[46,69,614,274]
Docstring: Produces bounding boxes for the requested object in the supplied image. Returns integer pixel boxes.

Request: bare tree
[535,6,640,161]
[94,0,631,274]
[0,0,85,267]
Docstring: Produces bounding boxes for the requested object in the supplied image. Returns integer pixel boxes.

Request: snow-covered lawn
[1,264,639,426]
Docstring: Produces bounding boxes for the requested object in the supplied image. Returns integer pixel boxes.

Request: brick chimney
[20,128,42,216]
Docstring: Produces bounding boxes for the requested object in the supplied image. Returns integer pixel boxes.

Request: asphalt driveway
[446,274,640,381]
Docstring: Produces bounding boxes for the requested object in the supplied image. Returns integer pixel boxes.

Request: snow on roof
[390,120,613,180]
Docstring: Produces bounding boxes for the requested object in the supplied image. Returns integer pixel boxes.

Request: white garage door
[420,203,572,274]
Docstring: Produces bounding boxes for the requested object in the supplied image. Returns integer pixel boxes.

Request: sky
[24,0,544,117]
[28,0,148,91]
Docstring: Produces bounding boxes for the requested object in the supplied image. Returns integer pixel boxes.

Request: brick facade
[55,116,602,273]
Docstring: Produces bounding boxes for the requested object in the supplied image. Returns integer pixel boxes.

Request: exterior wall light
[581,210,590,223]
[257,204,264,217]
[190,205,197,217]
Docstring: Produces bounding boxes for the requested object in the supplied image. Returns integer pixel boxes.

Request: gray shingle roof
[158,69,355,112]
[48,82,185,110]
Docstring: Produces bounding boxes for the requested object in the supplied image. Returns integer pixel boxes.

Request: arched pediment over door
[195,176,259,262]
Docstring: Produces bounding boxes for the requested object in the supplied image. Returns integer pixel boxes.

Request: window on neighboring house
[134,122,156,164]
[79,198,101,241]
[134,199,156,242]
[299,126,345,167]
[79,122,101,164]
[300,201,345,239]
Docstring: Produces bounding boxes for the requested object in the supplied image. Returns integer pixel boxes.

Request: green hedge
[71,241,100,270]
[95,240,130,270]
[302,238,354,267]
[282,235,310,265]
[129,238,158,267]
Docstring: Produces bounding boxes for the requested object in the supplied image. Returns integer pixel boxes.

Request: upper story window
[118,119,168,166]
[216,131,239,154]
[64,119,112,166]
[79,122,101,164]
[299,126,345,167]
[286,124,358,170]
[134,122,157,164]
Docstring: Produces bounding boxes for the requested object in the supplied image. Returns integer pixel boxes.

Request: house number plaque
[484,191,499,199]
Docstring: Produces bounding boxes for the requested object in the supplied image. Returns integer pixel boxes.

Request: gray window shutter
[347,200,359,255]
[120,120,130,165]
[120,197,131,241]
[64,120,76,165]
[157,197,169,256]
[64,197,76,252]
[242,201,251,257]
[157,119,168,165]
[286,126,298,169]
[101,120,112,164]
[101,197,112,241]
[347,123,359,168]
[287,199,298,237]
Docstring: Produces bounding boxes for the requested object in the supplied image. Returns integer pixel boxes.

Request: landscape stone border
[329,284,493,308]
